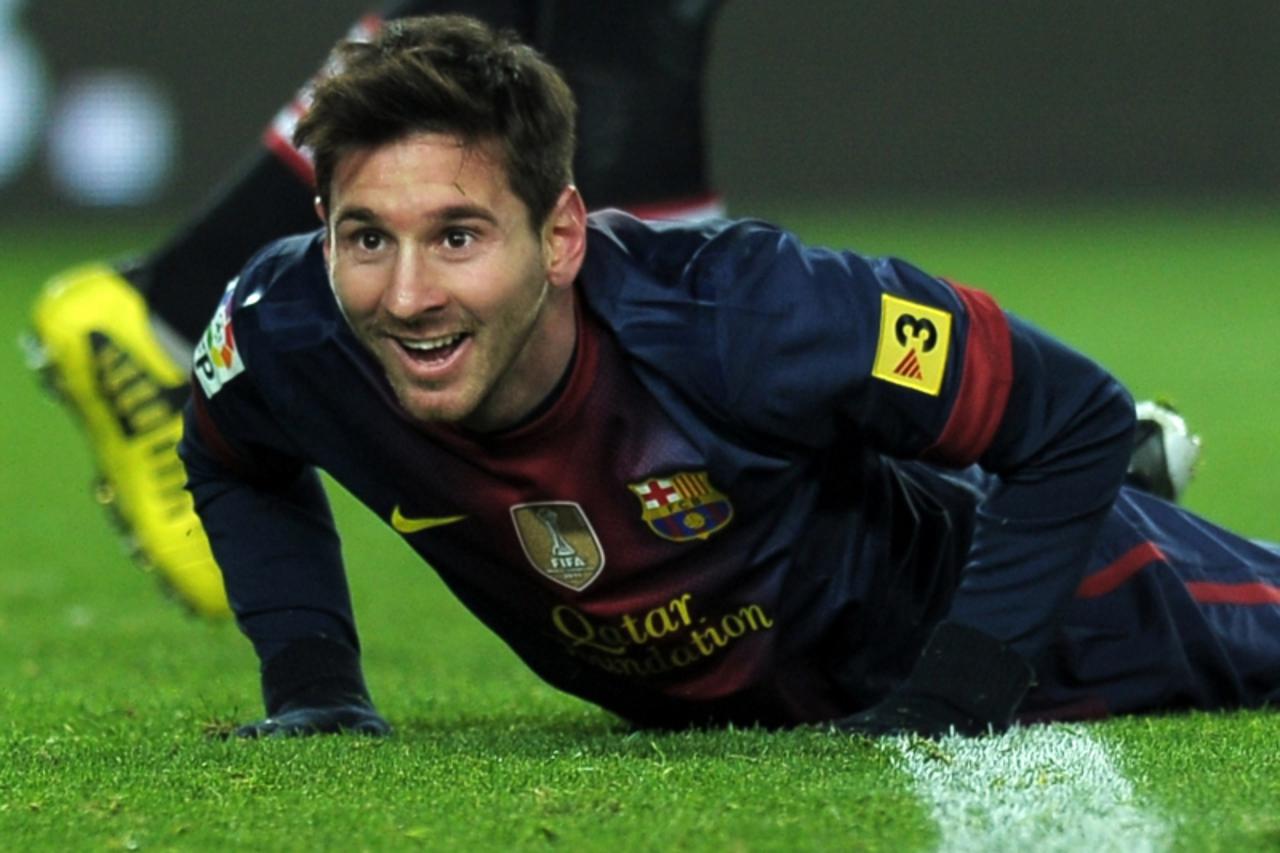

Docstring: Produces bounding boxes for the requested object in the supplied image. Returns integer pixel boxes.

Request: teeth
[400,334,463,352]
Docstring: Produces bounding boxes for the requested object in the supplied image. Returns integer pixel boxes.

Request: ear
[315,197,331,264]
[542,186,588,289]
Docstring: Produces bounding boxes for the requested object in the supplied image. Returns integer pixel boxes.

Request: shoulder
[577,212,873,432]
[583,210,789,282]
[232,229,328,312]
[216,228,340,350]
[580,211,932,351]
[575,211,989,448]
[580,210,909,313]
[580,210,820,323]
[191,228,335,398]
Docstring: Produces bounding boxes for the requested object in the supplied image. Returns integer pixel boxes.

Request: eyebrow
[331,204,499,229]
[332,206,379,227]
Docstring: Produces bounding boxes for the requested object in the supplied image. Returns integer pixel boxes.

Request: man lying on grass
[180,14,1280,738]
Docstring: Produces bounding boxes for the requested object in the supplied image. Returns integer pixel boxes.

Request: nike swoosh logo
[390,505,467,534]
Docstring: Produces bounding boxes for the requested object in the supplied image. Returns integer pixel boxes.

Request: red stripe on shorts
[1186,581,1280,606]
[1076,541,1166,598]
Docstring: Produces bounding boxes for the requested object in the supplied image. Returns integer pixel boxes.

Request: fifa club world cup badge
[510,502,605,591]
[628,471,734,542]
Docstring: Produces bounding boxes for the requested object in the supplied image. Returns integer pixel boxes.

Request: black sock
[134,151,317,344]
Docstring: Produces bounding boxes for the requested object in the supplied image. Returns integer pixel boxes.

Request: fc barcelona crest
[510,502,605,591]
[627,471,734,542]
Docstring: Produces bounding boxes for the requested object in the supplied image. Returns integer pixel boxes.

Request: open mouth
[395,332,471,366]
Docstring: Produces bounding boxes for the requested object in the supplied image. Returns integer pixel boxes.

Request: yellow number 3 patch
[871,293,952,396]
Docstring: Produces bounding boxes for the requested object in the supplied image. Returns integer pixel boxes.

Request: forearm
[189,464,358,663]
[946,428,1134,659]
[946,317,1135,659]
[187,463,379,728]
[184,454,387,736]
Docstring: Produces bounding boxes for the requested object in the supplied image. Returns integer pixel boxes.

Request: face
[321,132,585,432]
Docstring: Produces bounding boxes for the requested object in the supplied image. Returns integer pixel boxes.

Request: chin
[394,386,473,426]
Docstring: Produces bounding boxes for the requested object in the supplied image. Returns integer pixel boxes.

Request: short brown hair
[294,14,577,227]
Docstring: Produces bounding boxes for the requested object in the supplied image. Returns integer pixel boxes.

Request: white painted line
[889,724,1169,852]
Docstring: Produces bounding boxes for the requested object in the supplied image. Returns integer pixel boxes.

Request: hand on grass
[835,622,1032,739]
[235,703,392,738]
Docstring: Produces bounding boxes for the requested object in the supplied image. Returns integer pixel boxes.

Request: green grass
[3,203,1279,850]
[4,722,930,850]
[1105,712,1280,851]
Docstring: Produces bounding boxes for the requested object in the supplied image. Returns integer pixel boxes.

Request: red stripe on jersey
[1075,541,1166,598]
[924,282,1012,465]
[1186,581,1280,606]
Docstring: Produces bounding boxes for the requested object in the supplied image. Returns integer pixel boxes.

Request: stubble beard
[388,275,552,431]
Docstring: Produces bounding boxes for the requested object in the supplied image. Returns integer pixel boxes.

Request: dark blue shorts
[1021,487,1280,721]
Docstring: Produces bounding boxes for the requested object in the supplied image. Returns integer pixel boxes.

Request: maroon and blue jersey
[181,211,1143,726]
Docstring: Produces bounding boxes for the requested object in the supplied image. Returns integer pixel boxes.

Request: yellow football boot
[26,264,231,618]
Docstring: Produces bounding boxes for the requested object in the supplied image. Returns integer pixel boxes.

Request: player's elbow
[1086,375,1138,494]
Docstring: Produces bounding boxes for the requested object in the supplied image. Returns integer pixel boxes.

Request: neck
[462,285,578,433]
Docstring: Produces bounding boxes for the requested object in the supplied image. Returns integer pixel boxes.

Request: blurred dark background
[4,0,1278,218]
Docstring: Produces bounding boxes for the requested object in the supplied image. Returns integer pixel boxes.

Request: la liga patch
[193,280,245,398]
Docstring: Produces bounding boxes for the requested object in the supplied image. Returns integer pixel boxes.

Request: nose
[382,248,448,320]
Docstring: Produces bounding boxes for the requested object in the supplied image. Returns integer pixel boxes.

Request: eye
[442,228,475,250]
[338,226,388,255]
